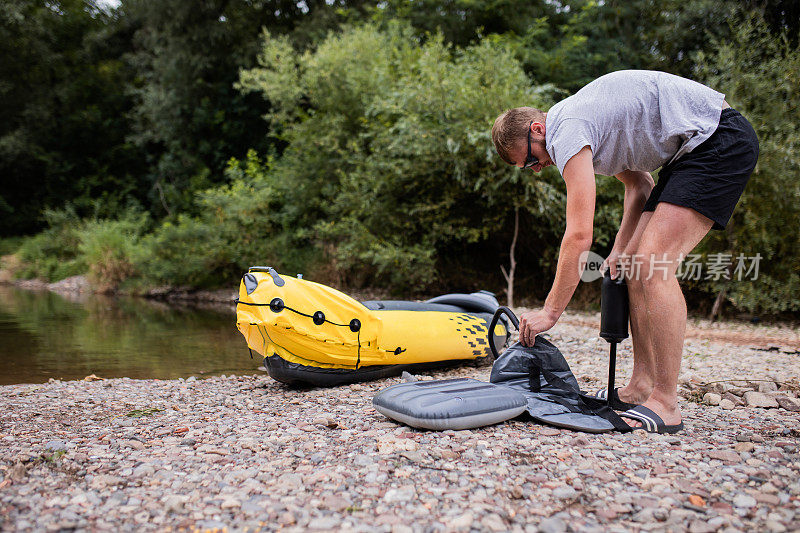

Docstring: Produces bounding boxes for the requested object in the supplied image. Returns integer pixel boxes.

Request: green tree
[237,23,575,293]
[0,0,147,236]
[372,0,561,47]
[125,0,271,216]
[694,13,800,314]
[519,0,740,89]
[124,0,378,218]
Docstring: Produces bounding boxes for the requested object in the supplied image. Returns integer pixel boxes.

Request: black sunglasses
[523,121,539,169]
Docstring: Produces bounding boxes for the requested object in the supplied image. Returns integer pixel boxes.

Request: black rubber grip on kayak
[488,306,519,360]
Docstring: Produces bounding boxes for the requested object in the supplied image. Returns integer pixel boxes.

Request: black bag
[490,336,631,433]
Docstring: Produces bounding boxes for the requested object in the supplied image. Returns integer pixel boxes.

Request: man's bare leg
[627,202,713,427]
[617,211,655,406]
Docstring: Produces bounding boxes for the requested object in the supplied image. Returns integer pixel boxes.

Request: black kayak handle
[488,306,519,359]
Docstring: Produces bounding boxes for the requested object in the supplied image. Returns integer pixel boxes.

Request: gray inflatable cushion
[372,378,527,430]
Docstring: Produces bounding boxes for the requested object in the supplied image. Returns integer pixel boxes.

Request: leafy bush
[15,207,149,290]
[10,9,799,316]
[0,237,23,256]
[133,151,286,288]
[237,23,578,294]
[134,215,227,288]
[77,212,149,292]
[16,207,85,282]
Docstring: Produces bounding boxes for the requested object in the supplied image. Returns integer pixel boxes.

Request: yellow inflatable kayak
[236,266,507,386]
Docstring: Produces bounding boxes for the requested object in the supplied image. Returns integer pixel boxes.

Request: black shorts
[643,108,759,230]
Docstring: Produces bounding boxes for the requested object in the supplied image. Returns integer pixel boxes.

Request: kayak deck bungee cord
[235,266,508,387]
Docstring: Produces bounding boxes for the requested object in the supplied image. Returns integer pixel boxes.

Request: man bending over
[491,70,758,433]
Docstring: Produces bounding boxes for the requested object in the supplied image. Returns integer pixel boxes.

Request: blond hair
[491,107,546,165]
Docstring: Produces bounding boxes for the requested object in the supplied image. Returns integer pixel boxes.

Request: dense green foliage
[236,24,570,291]
[0,0,368,232]
[132,151,281,288]
[77,211,149,291]
[16,208,86,281]
[2,0,799,314]
[693,15,800,313]
[0,0,147,235]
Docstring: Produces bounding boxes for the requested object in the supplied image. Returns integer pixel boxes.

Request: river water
[0,286,259,385]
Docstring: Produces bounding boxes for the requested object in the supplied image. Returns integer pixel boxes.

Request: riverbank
[1,314,798,532]
[1,269,397,310]
[4,273,238,305]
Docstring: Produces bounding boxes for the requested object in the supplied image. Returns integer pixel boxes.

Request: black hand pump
[599,270,629,405]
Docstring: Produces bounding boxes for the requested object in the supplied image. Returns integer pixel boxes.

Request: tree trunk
[500,206,519,308]
[710,287,727,322]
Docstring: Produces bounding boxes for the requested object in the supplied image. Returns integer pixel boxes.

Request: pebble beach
[1,310,799,532]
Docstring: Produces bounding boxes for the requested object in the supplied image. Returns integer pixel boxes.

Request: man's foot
[616,384,651,407]
[622,398,682,432]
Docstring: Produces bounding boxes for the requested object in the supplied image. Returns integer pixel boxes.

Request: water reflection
[0,286,257,385]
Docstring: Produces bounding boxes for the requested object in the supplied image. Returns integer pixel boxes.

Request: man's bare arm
[543,147,596,315]
[519,146,596,345]
[606,170,655,277]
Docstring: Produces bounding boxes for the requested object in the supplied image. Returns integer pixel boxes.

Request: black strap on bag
[528,366,541,393]
[535,363,632,432]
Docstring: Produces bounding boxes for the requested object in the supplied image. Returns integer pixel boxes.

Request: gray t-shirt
[545,70,725,176]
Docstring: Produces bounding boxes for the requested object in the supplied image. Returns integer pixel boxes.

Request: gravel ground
[1,310,799,532]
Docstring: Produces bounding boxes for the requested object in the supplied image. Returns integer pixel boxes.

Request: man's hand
[603,247,623,279]
[519,308,560,347]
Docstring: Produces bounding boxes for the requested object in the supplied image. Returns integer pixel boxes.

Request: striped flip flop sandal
[620,405,684,434]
